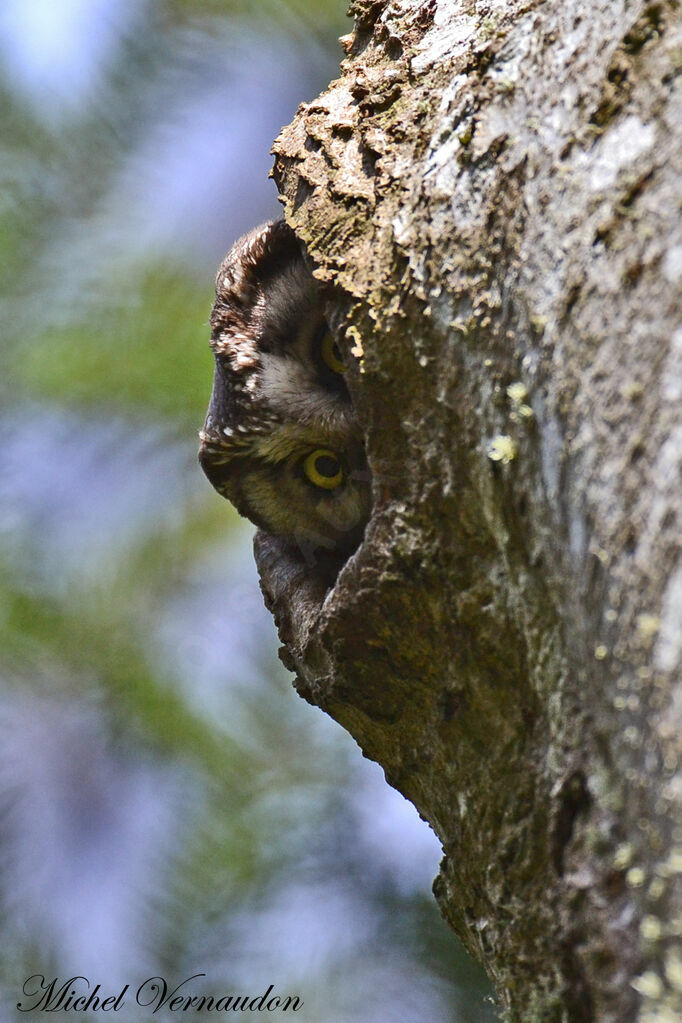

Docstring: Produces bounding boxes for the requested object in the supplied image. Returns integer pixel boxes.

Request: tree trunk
[257,0,682,1019]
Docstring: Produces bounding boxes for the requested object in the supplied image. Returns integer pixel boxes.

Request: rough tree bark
[255,1,682,1020]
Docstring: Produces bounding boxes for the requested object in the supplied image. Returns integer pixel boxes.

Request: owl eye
[303,449,344,489]
[320,331,348,374]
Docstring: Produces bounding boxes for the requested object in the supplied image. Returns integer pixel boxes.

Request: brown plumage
[199,220,370,556]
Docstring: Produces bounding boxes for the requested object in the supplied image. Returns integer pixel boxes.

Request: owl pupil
[319,329,348,375]
[315,454,340,478]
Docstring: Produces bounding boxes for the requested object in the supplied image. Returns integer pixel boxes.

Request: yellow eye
[320,331,348,374]
[303,449,344,490]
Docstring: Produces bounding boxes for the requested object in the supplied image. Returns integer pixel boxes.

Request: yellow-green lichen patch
[631,970,663,999]
[487,434,517,464]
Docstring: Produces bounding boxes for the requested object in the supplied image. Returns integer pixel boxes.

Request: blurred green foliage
[161,0,349,40]
[16,269,214,427]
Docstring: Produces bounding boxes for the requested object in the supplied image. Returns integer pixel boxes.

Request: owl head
[199,220,371,557]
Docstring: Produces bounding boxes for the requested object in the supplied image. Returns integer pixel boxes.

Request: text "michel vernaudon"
[17,975,303,1013]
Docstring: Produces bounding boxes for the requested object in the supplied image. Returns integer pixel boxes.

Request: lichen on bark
[257,1,682,1019]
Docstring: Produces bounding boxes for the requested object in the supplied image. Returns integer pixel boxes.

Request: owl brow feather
[198,430,254,461]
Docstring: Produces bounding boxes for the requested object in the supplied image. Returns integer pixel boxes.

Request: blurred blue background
[0,2,496,1020]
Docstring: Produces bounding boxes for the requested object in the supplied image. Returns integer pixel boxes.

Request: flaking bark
[257,1,682,1019]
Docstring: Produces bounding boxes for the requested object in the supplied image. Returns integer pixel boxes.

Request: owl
[198,219,371,559]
